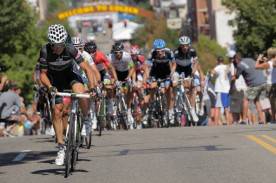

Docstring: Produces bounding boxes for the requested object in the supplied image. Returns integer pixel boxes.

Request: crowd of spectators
[0,73,40,137]
[208,47,276,125]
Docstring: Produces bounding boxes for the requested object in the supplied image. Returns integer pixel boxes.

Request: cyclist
[84,41,117,81]
[72,36,100,130]
[148,39,176,124]
[71,37,101,85]
[39,24,96,166]
[108,42,136,129]
[130,45,149,129]
[173,36,202,122]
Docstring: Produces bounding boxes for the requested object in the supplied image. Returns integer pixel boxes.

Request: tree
[0,0,45,102]
[193,35,227,72]
[223,0,276,57]
[132,16,179,52]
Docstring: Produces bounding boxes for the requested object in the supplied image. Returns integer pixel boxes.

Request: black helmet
[84,41,97,53]
[112,42,124,52]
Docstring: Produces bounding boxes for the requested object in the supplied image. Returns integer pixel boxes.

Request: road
[0,125,276,183]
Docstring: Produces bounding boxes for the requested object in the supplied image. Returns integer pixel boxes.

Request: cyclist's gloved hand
[115,80,120,87]
[49,86,57,94]
[33,84,39,91]
[89,88,96,95]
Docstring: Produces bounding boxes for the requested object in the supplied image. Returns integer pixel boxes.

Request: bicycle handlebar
[54,92,92,99]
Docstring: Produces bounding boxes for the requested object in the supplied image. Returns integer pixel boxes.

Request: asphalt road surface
[1,125,276,183]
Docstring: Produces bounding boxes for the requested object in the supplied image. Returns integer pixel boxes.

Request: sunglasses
[114,51,122,54]
[51,43,65,48]
[156,49,165,53]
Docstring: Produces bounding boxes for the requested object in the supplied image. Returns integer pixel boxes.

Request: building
[188,0,235,48]
[150,0,188,30]
[26,0,47,21]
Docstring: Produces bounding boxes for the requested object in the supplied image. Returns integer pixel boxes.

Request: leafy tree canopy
[223,0,276,57]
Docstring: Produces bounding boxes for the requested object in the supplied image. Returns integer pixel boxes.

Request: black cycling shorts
[150,64,171,79]
[175,64,192,77]
[116,70,129,81]
[48,69,83,104]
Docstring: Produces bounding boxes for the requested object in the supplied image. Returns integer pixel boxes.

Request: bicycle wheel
[85,131,92,149]
[160,94,169,128]
[64,113,76,178]
[97,98,106,136]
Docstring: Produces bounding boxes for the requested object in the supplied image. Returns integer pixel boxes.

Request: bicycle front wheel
[64,113,76,178]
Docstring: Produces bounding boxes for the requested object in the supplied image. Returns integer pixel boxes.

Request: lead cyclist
[39,24,96,166]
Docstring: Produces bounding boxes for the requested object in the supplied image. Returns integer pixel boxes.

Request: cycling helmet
[112,42,124,52]
[48,24,68,44]
[179,36,191,45]
[84,41,97,53]
[153,39,166,49]
[71,36,83,47]
[130,45,140,55]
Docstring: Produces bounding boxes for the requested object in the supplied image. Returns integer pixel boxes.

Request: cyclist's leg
[52,103,65,145]
[166,85,174,124]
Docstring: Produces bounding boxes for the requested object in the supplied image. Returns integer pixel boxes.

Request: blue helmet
[153,39,166,49]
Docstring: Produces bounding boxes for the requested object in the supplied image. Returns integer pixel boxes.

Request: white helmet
[48,24,68,44]
[179,36,191,45]
[71,36,83,47]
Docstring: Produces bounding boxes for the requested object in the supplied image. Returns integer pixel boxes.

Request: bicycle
[146,78,170,128]
[95,85,107,136]
[173,73,199,126]
[52,91,92,178]
[35,86,52,135]
[114,81,131,130]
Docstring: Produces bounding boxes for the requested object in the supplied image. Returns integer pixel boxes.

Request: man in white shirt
[211,56,231,125]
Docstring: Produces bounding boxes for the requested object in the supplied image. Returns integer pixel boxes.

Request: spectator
[229,51,249,124]
[211,56,232,125]
[255,47,276,123]
[0,82,27,136]
[234,53,267,124]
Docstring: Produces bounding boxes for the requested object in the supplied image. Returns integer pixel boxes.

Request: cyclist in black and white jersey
[174,36,204,121]
[39,24,96,166]
[107,42,136,129]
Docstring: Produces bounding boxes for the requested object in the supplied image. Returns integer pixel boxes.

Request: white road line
[12,150,32,162]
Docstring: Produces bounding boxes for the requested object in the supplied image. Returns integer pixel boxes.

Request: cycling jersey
[174,48,197,77]
[133,55,145,74]
[73,50,95,84]
[108,51,134,72]
[39,43,84,93]
[149,48,174,79]
[93,50,110,71]
[133,55,146,81]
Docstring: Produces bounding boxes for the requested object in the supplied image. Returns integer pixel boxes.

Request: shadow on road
[31,168,88,176]
[88,145,235,158]
[0,150,56,167]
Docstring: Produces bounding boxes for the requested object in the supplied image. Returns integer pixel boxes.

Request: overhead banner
[57,4,154,20]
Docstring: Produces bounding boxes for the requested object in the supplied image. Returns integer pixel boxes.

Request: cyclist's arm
[79,61,96,89]
[170,61,176,75]
[90,64,101,84]
[141,63,149,83]
[40,69,52,89]
[39,47,52,89]
[127,60,135,81]
[102,54,118,80]
[107,64,118,81]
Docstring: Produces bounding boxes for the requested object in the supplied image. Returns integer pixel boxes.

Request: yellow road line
[246,135,276,155]
[261,135,276,144]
